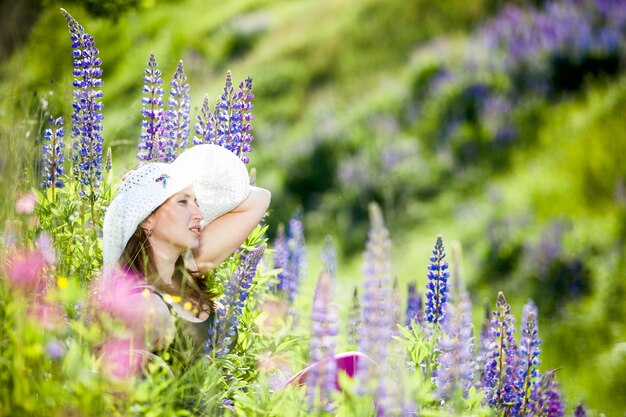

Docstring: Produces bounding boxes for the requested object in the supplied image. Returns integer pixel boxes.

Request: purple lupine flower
[574,402,587,417]
[273,214,306,307]
[61,9,104,202]
[213,71,255,163]
[40,116,66,194]
[517,301,542,415]
[137,52,165,163]
[205,244,266,356]
[404,282,423,327]
[480,292,520,413]
[271,223,289,295]
[45,339,65,359]
[528,369,565,417]
[357,203,396,414]
[347,287,361,348]
[424,235,450,323]
[231,76,255,164]
[214,71,234,149]
[163,60,191,158]
[434,294,475,400]
[193,94,216,145]
[307,272,339,413]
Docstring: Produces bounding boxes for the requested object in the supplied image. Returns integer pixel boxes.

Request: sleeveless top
[135,283,215,351]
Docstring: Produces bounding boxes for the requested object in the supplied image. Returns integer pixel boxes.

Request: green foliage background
[0,0,625,414]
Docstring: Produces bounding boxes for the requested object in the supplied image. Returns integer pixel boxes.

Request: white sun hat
[102,144,250,270]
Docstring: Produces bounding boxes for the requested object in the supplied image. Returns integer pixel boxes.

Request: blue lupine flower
[480,292,520,413]
[404,282,423,327]
[205,244,266,356]
[272,214,306,306]
[357,203,395,409]
[529,369,565,417]
[163,60,191,159]
[434,294,475,400]
[214,71,255,163]
[517,301,542,415]
[574,402,587,417]
[193,94,216,145]
[424,235,450,323]
[137,52,165,163]
[307,271,339,413]
[62,9,104,202]
[271,223,289,295]
[214,71,234,149]
[41,116,66,191]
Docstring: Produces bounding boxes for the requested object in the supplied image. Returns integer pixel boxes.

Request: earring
[146,228,153,238]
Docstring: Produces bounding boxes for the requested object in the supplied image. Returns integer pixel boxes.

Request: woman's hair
[119,226,217,316]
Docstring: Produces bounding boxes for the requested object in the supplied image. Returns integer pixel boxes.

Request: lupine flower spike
[404,282,423,328]
[574,402,587,417]
[163,60,191,159]
[206,244,266,356]
[480,291,520,413]
[528,369,565,417]
[40,116,66,200]
[61,8,104,210]
[193,94,216,145]
[434,294,475,401]
[307,272,339,414]
[271,223,289,295]
[424,235,450,324]
[357,203,396,414]
[273,214,306,310]
[137,52,165,163]
[214,71,255,162]
[517,301,542,415]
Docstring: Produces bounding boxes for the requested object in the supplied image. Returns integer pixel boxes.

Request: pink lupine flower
[15,192,36,214]
[99,337,145,379]
[90,267,149,333]
[4,248,47,292]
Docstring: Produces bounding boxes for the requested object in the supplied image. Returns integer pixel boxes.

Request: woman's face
[145,185,203,255]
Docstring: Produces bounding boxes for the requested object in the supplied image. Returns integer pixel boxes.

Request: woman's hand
[193,186,271,273]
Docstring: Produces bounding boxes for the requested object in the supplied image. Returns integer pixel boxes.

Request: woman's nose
[191,204,203,220]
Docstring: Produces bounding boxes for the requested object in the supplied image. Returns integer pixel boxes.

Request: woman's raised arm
[192,186,271,273]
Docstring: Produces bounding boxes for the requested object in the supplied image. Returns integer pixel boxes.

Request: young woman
[101,144,271,351]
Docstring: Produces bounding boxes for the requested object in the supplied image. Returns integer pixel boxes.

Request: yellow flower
[183,301,193,311]
[171,295,182,303]
[56,276,69,289]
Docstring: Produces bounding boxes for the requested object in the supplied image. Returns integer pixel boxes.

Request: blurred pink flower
[99,337,145,379]
[29,301,65,330]
[4,248,47,292]
[15,192,36,214]
[90,267,149,333]
[35,233,57,265]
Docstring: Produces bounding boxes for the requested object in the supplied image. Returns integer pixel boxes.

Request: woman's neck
[149,243,182,286]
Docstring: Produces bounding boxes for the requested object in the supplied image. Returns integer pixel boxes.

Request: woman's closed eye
[178,198,199,207]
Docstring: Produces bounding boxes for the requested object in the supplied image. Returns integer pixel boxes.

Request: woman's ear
[140,216,154,232]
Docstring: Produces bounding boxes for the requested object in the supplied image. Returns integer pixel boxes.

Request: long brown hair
[119,226,217,316]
